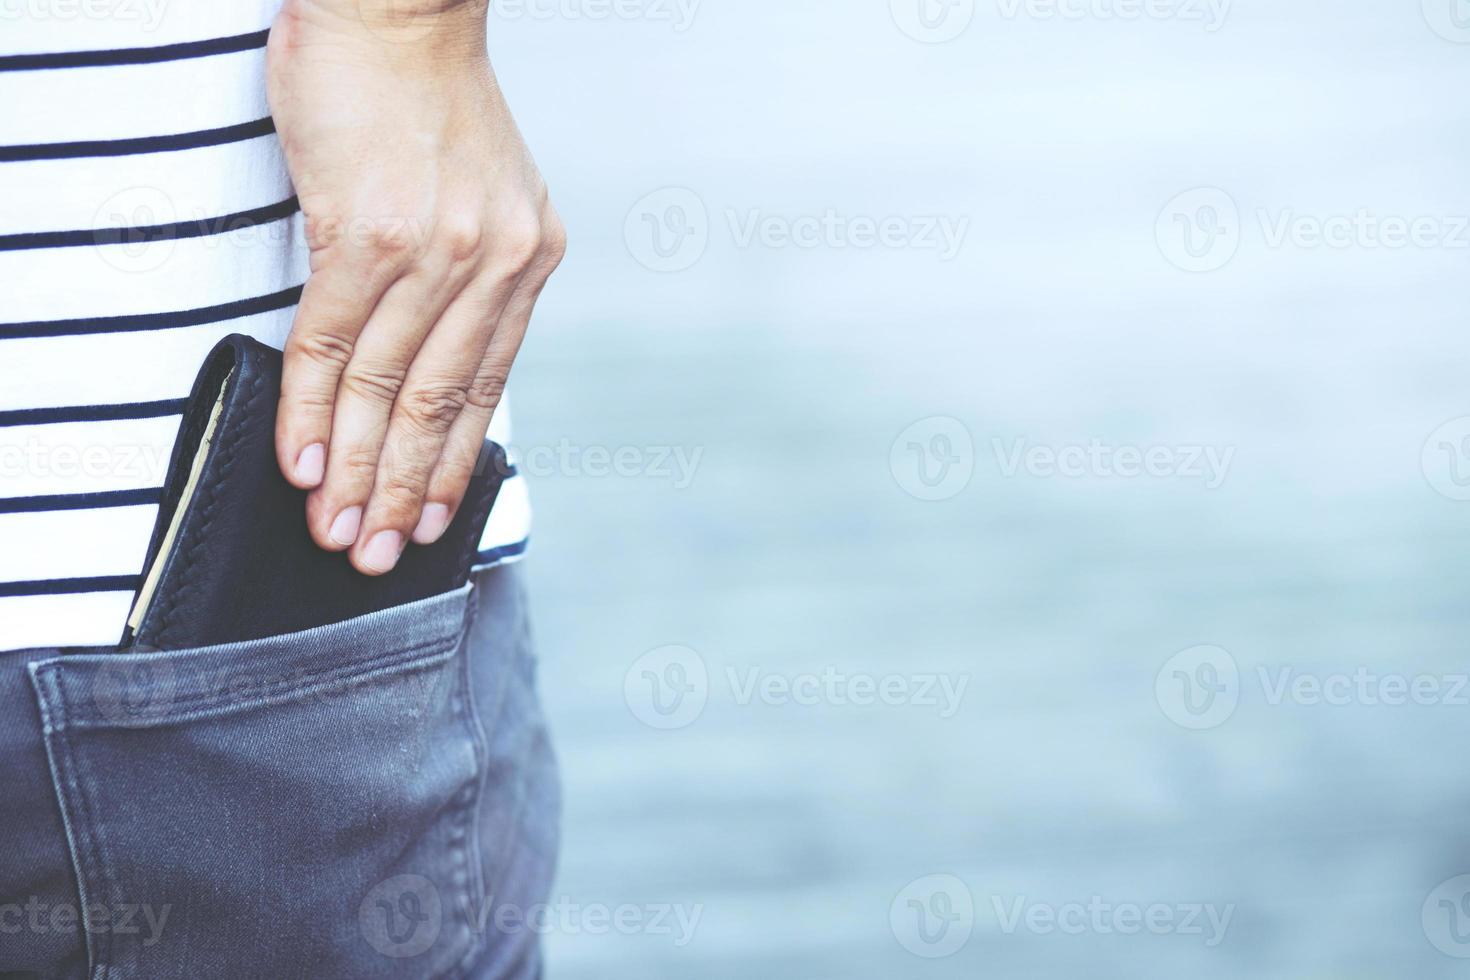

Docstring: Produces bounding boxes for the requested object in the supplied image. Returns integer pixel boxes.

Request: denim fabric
[0,564,559,980]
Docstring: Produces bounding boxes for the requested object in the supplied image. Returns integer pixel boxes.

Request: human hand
[267,0,564,574]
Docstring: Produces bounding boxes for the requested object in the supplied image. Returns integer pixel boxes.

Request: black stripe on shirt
[0,488,160,514]
[474,539,529,567]
[0,399,186,429]
[0,29,269,73]
[0,196,300,252]
[0,117,277,163]
[0,576,140,598]
[0,284,303,340]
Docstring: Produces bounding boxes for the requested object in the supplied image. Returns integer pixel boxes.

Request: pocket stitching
[45,633,460,732]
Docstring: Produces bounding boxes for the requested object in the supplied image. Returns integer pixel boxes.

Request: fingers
[302,268,459,555]
[418,217,564,536]
[275,257,396,489]
[281,198,565,576]
[349,212,558,574]
[347,278,505,571]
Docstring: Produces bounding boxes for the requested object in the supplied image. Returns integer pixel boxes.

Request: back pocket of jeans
[27,584,488,980]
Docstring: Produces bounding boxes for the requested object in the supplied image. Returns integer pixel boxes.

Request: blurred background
[489,2,1470,977]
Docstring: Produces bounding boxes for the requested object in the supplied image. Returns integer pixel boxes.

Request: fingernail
[412,503,450,545]
[295,443,325,486]
[362,530,403,573]
[329,506,362,547]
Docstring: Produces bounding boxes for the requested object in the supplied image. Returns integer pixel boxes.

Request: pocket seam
[38,633,460,733]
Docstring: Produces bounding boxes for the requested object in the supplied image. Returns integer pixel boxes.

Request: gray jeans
[0,564,560,980]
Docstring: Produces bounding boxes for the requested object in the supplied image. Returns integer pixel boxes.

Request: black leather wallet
[122,334,509,651]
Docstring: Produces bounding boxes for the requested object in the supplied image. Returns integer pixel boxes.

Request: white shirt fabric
[0,3,531,652]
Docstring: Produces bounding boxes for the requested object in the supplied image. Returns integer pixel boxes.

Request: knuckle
[466,370,508,412]
[401,382,469,432]
[338,446,382,483]
[340,362,407,406]
[286,330,356,372]
[358,219,421,266]
[541,213,568,268]
[432,213,485,265]
[376,475,429,516]
[495,216,544,276]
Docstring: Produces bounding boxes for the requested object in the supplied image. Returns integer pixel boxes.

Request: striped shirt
[0,3,531,652]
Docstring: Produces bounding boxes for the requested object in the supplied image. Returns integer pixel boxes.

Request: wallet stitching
[152,353,266,648]
[145,340,492,648]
